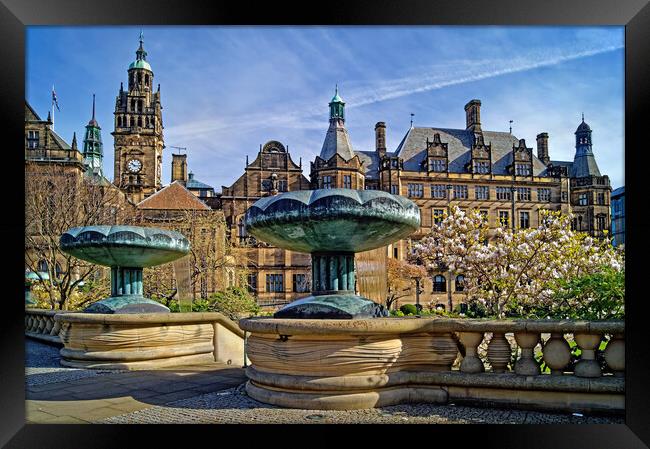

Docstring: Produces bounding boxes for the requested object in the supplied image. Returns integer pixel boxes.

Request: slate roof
[137,181,210,210]
[186,172,214,191]
[571,148,601,178]
[356,151,382,180]
[389,127,548,176]
[319,120,357,161]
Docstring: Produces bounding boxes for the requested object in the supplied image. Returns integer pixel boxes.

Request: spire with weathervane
[83,94,103,176]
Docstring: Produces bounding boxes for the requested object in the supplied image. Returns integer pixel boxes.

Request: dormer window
[473,160,489,174]
[429,158,446,172]
[515,163,531,176]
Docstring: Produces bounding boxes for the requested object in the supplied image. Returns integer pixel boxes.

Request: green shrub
[390,309,405,317]
[208,286,260,320]
[400,304,418,315]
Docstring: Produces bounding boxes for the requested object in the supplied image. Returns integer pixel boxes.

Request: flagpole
[51,85,55,131]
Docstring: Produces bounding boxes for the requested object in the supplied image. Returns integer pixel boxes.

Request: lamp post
[413,277,424,313]
[511,185,517,232]
[446,184,454,311]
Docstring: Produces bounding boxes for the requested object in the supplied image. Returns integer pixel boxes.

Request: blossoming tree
[412,206,623,319]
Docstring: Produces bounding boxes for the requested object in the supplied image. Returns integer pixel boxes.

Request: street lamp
[446,184,454,311]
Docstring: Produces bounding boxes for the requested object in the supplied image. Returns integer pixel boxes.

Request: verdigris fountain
[244,189,421,318]
[60,225,190,314]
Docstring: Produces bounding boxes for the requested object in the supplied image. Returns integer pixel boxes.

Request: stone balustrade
[25,308,64,345]
[239,317,624,413]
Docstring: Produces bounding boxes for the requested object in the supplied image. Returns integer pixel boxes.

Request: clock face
[127,158,142,173]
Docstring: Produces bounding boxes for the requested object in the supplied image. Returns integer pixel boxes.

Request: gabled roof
[391,127,548,176]
[137,181,210,210]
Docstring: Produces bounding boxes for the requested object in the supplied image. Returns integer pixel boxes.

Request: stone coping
[25,308,59,317]
[245,366,624,394]
[54,311,245,338]
[239,316,624,335]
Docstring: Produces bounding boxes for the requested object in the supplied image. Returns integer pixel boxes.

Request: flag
[51,85,60,112]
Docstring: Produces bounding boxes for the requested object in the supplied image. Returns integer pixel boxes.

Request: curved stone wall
[55,312,246,370]
[239,317,625,412]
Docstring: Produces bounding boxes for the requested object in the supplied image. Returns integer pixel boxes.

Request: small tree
[25,165,134,310]
[135,208,250,309]
[386,257,427,310]
[413,206,623,319]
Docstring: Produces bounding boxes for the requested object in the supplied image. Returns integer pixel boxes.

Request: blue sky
[26,26,625,190]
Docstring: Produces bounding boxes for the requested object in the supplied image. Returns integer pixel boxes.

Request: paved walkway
[26,340,623,424]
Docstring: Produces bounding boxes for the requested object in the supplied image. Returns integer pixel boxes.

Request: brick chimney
[375,122,386,157]
[171,153,188,184]
[464,99,482,133]
[536,132,550,166]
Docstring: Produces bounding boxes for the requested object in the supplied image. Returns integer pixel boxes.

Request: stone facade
[307,95,611,310]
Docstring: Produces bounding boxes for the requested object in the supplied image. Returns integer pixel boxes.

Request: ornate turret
[571,115,601,177]
[319,86,355,161]
[83,94,103,176]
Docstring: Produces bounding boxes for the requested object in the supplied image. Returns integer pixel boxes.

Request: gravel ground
[101,384,623,425]
[25,339,124,387]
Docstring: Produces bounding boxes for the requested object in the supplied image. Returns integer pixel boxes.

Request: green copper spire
[83,94,104,176]
[129,30,152,71]
[329,85,345,121]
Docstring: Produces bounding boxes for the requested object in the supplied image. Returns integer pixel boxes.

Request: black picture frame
[2,0,649,447]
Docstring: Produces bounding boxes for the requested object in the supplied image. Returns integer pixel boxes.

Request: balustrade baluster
[487,332,511,373]
[604,333,624,377]
[514,332,540,376]
[542,333,571,375]
[459,332,485,373]
[574,333,603,378]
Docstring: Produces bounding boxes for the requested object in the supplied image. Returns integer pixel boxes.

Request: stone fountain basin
[245,189,421,253]
[60,225,190,267]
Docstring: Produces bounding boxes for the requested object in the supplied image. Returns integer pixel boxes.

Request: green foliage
[207,286,260,320]
[514,267,624,320]
[390,310,405,317]
[400,304,418,316]
[162,288,259,318]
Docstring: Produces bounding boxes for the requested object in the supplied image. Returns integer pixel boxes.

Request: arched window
[455,275,465,292]
[37,260,48,273]
[433,275,446,292]
[145,74,149,86]
[117,116,122,127]
[55,263,62,279]
[137,116,142,127]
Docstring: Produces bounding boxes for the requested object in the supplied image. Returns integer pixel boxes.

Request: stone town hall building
[25,35,612,310]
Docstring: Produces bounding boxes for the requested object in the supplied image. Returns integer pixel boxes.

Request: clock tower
[112,31,164,204]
